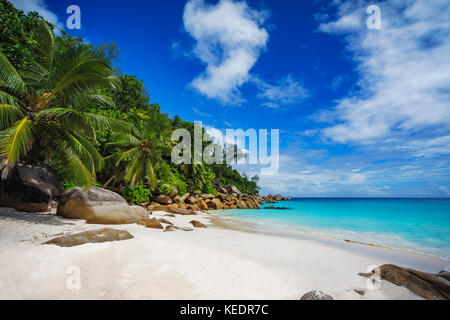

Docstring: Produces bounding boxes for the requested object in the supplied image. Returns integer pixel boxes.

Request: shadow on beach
[0,207,77,226]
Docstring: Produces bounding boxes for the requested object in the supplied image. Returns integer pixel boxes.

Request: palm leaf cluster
[106,112,173,189]
[0,22,121,187]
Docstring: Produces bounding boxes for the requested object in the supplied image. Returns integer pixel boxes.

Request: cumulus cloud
[183,0,269,104]
[318,0,450,143]
[10,0,64,31]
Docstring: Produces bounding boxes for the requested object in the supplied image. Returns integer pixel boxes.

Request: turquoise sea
[218,198,450,260]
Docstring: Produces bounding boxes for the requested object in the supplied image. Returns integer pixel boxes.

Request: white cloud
[255,75,309,108]
[10,0,64,31]
[183,0,269,104]
[397,135,450,158]
[318,0,450,143]
[192,107,212,117]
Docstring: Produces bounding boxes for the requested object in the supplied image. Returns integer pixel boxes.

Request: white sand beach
[0,207,447,300]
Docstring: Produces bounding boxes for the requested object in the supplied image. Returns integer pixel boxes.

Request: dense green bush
[157,183,173,196]
[122,184,152,203]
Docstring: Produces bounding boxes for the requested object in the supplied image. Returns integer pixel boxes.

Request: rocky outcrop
[57,187,148,224]
[262,194,291,203]
[139,182,273,213]
[300,290,334,300]
[0,163,64,212]
[263,206,290,210]
[359,264,450,300]
[43,228,134,247]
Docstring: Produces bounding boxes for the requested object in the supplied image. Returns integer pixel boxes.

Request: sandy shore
[0,207,447,300]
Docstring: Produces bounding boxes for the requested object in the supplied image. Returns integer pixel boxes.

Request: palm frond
[124,153,145,186]
[84,112,128,131]
[0,117,35,178]
[0,88,20,105]
[145,161,157,189]
[37,108,95,137]
[88,94,115,107]
[105,147,140,167]
[35,21,55,72]
[0,52,25,95]
[107,132,141,148]
[0,104,24,130]
[50,48,116,98]
[41,125,100,188]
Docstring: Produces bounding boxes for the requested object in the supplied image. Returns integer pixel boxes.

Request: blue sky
[10,0,450,197]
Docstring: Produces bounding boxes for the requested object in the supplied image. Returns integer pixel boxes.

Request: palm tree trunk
[102,174,116,188]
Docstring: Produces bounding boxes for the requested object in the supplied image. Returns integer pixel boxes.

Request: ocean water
[217,198,450,260]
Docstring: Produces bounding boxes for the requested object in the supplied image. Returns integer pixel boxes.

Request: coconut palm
[0,22,122,187]
[105,112,172,189]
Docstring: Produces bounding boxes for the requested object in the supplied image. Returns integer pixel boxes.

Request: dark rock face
[359,264,450,300]
[263,206,290,210]
[300,290,334,300]
[0,163,64,212]
[43,228,134,247]
[57,187,148,224]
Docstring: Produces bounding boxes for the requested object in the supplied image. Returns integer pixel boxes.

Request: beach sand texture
[0,207,447,300]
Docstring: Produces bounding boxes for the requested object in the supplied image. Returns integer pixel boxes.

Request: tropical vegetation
[0,0,260,202]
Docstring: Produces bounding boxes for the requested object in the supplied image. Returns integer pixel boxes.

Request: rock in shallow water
[300,290,334,300]
[43,228,134,247]
[359,264,450,300]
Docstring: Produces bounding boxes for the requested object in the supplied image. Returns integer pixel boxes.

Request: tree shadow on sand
[0,208,78,226]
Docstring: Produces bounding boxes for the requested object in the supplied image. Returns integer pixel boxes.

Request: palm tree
[105,112,172,189]
[0,22,121,187]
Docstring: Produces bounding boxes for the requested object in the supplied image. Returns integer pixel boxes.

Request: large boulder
[43,228,134,247]
[57,187,148,224]
[168,187,178,199]
[227,185,242,197]
[180,193,190,202]
[359,264,450,300]
[185,196,196,204]
[155,194,172,205]
[201,194,215,200]
[0,163,64,212]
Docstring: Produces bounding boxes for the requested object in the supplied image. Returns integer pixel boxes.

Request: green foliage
[0,0,261,196]
[62,179,78,190]
[157,183,173,196]
[203,183,218,196]
[171,170,188,196]
[122,183,151,203]
[0,0,44,70]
